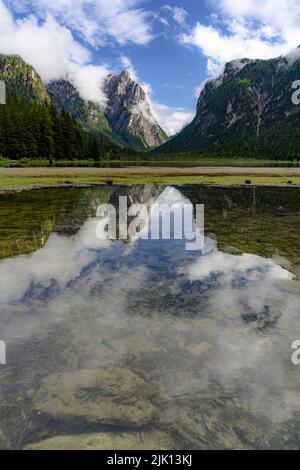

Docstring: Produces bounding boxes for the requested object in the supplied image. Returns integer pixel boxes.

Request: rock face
[0,54,168,150]
[47,71,168,150]
[47,80,118,143]
[33,366,167,429]
[104,71,168,149]
[0,54,49,103]
[158,48,300,159]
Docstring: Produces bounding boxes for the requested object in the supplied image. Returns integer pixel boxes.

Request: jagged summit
[119,70,131,80]
[47,69,167,150]
[104,70,168,149]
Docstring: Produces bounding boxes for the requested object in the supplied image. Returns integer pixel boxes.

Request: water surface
[0,184,300,450]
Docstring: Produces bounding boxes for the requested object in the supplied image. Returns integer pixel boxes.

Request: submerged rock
[33,366,167,429]
[0,429,10,450]
[25,430,176,450]
[242,305,281,329]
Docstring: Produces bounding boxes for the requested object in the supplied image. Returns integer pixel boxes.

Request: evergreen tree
[0,95,144,162]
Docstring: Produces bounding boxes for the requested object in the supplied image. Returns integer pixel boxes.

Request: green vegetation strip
[1,167,300,189]
[2,158,300,168]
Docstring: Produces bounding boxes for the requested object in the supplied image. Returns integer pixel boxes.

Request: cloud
[0,1,110,105]
[150,102,194,136]
[119,56,194,136]
[140,75,194,136]
[6,0,155,46]
[69,64,110,106]
[0,1,156,104]
[0,4,89,77]
[181,0,300,79]
[220,0,300,38]
[148,94,194,139]
[2,185,299,424]
[185,245,293,283]
[120,55,139,82]
[163,4,188,26]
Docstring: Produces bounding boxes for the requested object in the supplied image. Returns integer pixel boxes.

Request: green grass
[1,166,300,189]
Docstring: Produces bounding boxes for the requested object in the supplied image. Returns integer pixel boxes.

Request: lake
[0,184,300,450]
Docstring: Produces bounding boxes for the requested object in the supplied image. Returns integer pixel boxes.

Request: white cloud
[185,247,293,283]
[120,55,139,82]
[7,0,154,46]
[286,48,300,66]
[163,4,188,26]
[181,0,300,80]
[69,64,110,106]
[140,81,153,97]
[139,75,194,136]
[220,0,300,39]
[181,22,291,77]
[0,1,157,105]
[0,6,88,77]
[150,102,194,136]
[0,1,110,105]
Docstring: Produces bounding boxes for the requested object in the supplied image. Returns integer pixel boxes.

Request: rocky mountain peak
[119,70,131,80]
[105,71,146,107]
[104,71,168,149]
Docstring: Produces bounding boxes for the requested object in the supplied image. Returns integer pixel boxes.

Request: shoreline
[1,166,300,191]
[1,182,300,195]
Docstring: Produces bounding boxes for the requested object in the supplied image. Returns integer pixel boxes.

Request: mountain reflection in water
[0,185,300,450]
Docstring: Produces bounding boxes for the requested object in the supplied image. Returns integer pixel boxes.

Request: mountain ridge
[47,70,168,150]
[0,53,168,151]
[0,54,140,161]
[47,79,122,146]
[157,48,300,159]
[2,49,300,160]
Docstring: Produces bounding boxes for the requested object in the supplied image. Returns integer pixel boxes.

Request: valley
[1,48,300,165]
[1,0,300,454]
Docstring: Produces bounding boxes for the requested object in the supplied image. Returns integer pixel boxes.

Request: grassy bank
[2,157,300,168]
[1,167,300,190]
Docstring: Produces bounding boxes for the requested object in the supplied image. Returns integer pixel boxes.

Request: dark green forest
[0,96,142,162]
[156,113,300,161]
[1,95,300,165]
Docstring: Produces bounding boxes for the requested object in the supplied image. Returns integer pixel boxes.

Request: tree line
[0,96,140,162]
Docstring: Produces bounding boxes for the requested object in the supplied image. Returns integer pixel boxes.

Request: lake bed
[0,184,300,450]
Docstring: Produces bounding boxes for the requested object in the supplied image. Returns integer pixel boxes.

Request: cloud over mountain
[0,1,110,105]
[181,0,300,78]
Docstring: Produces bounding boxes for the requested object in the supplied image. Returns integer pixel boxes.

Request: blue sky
[96,1,211,110]
[0,0,299,134]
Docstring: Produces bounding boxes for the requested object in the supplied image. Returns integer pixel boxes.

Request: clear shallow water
[0,185,300,449]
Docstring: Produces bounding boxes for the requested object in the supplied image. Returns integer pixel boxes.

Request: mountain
[0,55,131,161]
[47,80,121,145]
[0,54,50,103]
[47,71,168,150]
[104,70,168,149]
[0,54,167,152]
[158,48,300,159]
